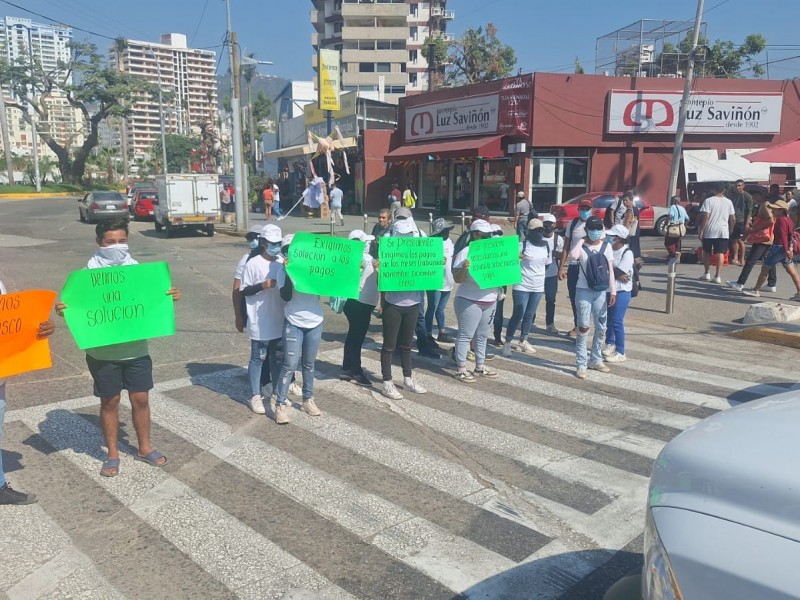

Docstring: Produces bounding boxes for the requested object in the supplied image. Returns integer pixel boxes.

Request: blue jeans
[0,381,5,487]
[454,296,496,368]
[606,291,631,355]
[425,290,451,334]
[575,288,607,369]
[273,200,281,217]
[505,289,543,342]
[248,339,282,397]
[275,320,323,405]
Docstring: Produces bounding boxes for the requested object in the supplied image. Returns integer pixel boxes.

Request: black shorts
[86,354,154,398]
[702,238,730,255]
[731,222,745,240]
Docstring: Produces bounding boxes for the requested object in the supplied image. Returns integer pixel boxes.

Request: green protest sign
[379,236,444,292]
[61,262,176,350]
[468,236,522,289]
[286,232,363,299]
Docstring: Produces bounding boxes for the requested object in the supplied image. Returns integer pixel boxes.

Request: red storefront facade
[383,72,800,214]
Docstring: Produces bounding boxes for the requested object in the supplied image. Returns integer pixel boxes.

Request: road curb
[0,193,82,200]
[729,326,800,350]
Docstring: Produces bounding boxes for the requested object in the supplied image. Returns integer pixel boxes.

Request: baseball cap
[348,229,375,242]
[392,219,416,235]
[281,233,294,247]
[431,218,455,236]
[472,206,490,221]
[768,199,790,211]
[606,224,630,239]
[517,191,526,198]
[540,213,556,224]
[491,223,504,236]
[469,220,494,234]
[259,224,282,243]
[585,216,604,231]
[528,218,544,230]
[578,197,593,208]
[395,207,413,220]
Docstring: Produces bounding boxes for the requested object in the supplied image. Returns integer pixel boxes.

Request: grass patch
[0,183,125,193]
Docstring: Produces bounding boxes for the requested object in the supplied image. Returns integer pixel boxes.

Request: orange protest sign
[0,290,56,379]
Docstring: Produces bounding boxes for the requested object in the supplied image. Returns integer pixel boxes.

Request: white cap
[539,212,556,224]
[470,220,494,234]
[516,191,526,198]
[281,233,294,246]
[392,219,416,235]
[606,224,630,239]
[247,223,263,235]
[348,229,375,242]
[259,224,282,243]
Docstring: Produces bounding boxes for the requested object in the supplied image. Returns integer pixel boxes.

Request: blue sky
[12,0,800,80]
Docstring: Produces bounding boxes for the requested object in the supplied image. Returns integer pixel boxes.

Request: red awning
[743,138,800,164]
[385,135,505,163]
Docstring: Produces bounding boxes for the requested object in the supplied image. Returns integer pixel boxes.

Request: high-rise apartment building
[310,0,454,103]
[111,33,218,158]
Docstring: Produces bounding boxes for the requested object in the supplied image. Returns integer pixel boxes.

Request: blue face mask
[266,242,282,257]
[607,236,617,245]
[248,239,259,250]
[587,229,603,241]
[579,209,592,220]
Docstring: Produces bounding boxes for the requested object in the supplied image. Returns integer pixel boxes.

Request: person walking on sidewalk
[727,193,777,292]
[559,196,593,337]
[603,225,633,364]
[743,200,800,301]
[728,179,753,266]
[329,181,345,227]
[698,181,736,284]
[272,182,282,218]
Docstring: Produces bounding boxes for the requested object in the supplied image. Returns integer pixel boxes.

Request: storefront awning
[384,135,505,163]
[265,137,357,160]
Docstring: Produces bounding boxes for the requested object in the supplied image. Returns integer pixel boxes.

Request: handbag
[666,222,686,238]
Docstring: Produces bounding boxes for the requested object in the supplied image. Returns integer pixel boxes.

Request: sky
[9,0,800,81]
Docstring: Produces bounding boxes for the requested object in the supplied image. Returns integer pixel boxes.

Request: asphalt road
[1,197,796,600]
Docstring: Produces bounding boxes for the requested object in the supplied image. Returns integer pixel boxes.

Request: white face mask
[97,243,130,264]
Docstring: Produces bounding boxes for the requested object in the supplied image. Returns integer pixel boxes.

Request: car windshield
[138,192,157,200]
[592,195,618,208]
[94,192,123,200]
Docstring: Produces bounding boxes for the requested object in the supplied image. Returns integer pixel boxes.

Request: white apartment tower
[310,0,454,103]
[111,33,218,158]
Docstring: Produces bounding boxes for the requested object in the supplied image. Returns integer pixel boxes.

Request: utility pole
[667,0,705,200]
[0,91,14,184]
[226,0,247,231]
[145,47,169,176]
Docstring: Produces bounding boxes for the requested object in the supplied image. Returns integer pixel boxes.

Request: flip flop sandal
[134,450,167,467]
[100,459,120,478]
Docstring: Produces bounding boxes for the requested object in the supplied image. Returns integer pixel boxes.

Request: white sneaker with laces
[518,341,536,354]
[501,341,512,357]
[403,378,427,394]
[301,397,321,416]
[274,403,290,424]
[699,273,711,281]
[288,381,302,396]
[725,281,744,291]
[249,394,266,415]
[713,275,722,284]
[742,288,761,297]
[763,286,777,293]
[381,382,404,400]
[588,362,611,373]
[575,368,587,379]
[601,344,616,357]
[604,352,626,363]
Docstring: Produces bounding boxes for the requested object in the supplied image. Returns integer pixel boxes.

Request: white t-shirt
[329,187,343,209]
[272,185,280,203]
[234,252,250,281]
[544,234,564,278]
[385,290,422,307]
[358,252,380,306]
[276,269,324,329]
[241,255,286,341]
[613,246,635,293]
[700,195,736,239]
[566,219,587,265]
[515,241,548,293]
[441,238,455,292]
[453,247,499,303]
[574,240,615,292]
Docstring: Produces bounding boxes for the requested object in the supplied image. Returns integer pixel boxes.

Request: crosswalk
[2,320,797,600]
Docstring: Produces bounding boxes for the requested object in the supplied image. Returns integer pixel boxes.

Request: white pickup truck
[154,174,220,237]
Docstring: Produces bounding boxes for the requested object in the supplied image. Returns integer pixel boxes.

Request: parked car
[604,391,800,600]
[78,191,129,223]
[130,188,158,221]
[126,179,155,202]
[549,192,671,235]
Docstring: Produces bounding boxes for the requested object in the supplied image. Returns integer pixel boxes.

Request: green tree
[446,23,516,85]
[152,134,201,174]
[0,41,157,184]
[656,33,767,78]
[574,57,585,75]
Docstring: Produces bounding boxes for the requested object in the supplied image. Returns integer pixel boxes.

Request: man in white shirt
[698,181,736,284]
[329,181,344,227]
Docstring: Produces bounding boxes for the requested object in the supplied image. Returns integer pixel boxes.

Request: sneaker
[301,397,321,416]
[699,273,711,281]
[437,332,454,343]
[288,382,302,396]
[604,352,627,363]
[790,293,800,302]
[474,366,498,378]
[763,286,777,293]
[418,347,440,359]
[588,362,611,373]
[381,382,404,400]
[352,373,373,387]
[403,378,427,394]
[453,370,476,383]
[546,324,560,335]
[725,281,744,291]
[339,370,355,382]
[518,341,536,354]
[0,484,37,505]
[567,328,577,338]
[426,336,441,349]
[713,275,722,284]
[249,394,266,415]
[467,349,476,361]
[274,403,290,424]
[742,288,761,297]
[601,344,616,357]
[483,352,496,361]
[575,368,587,380]
[491,338,504,348]
[501,341,513,357]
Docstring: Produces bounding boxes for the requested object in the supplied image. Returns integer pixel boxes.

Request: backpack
[792,229,800,256]
[566,217,581,239]
[580,241,610,291]
[603,199,621,228]
[403,189,416,208]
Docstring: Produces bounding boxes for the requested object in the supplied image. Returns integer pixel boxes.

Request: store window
[419,160,447,211]
[478,159,513,213]
[531,149,589,212]
[452,161,474,211]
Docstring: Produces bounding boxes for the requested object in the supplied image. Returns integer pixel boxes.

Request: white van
[154,174,220,237]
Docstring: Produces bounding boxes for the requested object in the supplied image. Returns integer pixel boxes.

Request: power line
[189,0,211,47]
[0,0,117,40]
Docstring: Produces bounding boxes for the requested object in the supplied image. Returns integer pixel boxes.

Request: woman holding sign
[451,220,500,382]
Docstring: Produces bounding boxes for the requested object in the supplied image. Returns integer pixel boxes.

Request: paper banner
[60,262,175,350]
[467,236,522,289]
[0,290,56,378]
[286,232,363,299]
[379,236,444,292]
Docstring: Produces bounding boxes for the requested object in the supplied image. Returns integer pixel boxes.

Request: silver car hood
[649,392,800,542]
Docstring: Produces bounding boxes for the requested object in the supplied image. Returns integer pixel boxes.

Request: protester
[233,224,263,332]
[603,224,633,363]
[273,234,324,424]
[340,229,379,387]
[370,208,391,258]
[698,181,736,284]
[664,195,689,261]
[728,179,754,266]
[559,196,593,337]
[538,213,563,335]
[726,193,777,292]
[743,200,800,301]
[502,218,547,357]
[379,219,428,399]
[570,216,616,379]
[329,181,344,227]
[55,218,180,477]
[490,223,506,349]
[451,220,500,382]
[425,218,456,344]
[0,284,54,504]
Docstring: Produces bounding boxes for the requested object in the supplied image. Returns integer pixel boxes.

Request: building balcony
[342,48,407,64]
[342,71,408,87]
[432,31,454,42]
[311,32,319,47]
[342,26,407,41]
[311,53,318,69]
[341,3,407,19]
[430,6,455,20]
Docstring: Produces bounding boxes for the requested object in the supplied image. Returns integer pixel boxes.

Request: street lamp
[239,55,273,171]
[144,47,169,175]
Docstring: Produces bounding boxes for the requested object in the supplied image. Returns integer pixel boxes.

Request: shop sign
[318,49,341,111]
[306,115,358,139]
[607,90,783,134]
[406,95,499,141]
[306,90,357,124]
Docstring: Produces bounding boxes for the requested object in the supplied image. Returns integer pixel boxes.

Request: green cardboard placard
[379,236,444,292]
[286,232,363,299]
[468,236,522,289]
[61,262,176,350]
